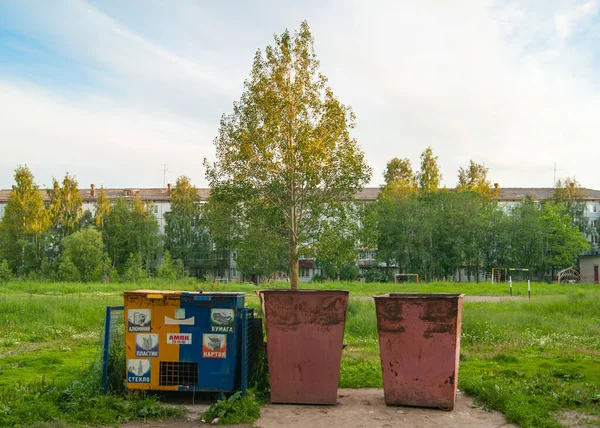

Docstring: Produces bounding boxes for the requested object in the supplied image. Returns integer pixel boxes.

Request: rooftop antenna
[552,162,564,187]
[162,165,168,188]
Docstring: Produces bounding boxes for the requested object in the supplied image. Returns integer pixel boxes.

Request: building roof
[1,186,600,204]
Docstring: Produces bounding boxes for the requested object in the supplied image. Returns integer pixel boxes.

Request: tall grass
[2,281,599,426]
[0,294,120,347]
[2,279,598,297]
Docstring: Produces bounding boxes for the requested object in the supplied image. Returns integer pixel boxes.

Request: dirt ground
[120,389,515,428]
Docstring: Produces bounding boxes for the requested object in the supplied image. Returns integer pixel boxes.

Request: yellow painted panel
[124,293,181,391]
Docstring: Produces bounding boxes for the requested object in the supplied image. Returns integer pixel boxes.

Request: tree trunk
[289,241,299,290]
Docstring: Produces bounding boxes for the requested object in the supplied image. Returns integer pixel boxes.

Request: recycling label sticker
[202,334,227,358]
[135,334,158,357]
[127,359,151,383]
[166,333,192,345]
[128,309,151,332]
[210,308,235,333]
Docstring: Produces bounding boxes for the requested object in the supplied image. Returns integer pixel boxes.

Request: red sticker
[202,334,226,358]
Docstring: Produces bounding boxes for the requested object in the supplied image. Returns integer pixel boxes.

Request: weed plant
[202,391,261,425]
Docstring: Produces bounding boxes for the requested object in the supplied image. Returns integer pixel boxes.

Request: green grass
[338,291,600,427]
[1,280,599,426]
[4,279,594,297]
[259,280,600,297]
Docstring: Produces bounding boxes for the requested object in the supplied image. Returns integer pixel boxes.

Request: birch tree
[205,21,371,289]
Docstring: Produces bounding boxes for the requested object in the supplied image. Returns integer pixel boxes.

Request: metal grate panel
[240,308,254,395]
[159,361,198,387]
[101,305,124,394]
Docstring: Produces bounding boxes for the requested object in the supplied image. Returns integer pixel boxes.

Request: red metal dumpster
[374,293,464,410]
[260,289,349,404]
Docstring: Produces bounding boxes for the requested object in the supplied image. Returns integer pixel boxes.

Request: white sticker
[135,334,158,357]
[211,308,235,333]
[127,359,151,383]
[175,308,186,319]
[164,316,195,325]
[128,309,151,332]
[166,333,192,344]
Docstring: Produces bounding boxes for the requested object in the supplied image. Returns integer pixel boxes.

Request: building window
[592,220,597,228]
[300,268,310,277]
[589,204,598,213]
[359,251,377,260]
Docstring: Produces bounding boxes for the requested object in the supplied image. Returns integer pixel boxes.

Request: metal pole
[509,276,512,296]
[528,280,531,300]
[102,306,111,394]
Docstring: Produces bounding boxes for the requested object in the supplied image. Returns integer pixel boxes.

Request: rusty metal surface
[374,293,464,410]
[261,290,349,405]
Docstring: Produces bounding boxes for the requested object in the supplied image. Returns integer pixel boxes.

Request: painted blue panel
[178,293,245,392]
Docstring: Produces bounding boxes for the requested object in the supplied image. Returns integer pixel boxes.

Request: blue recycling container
[124,290,249,392]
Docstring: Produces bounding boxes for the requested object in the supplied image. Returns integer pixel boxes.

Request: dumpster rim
[258,289,349,295]
[374,293,465,299]
[123,290,246,297]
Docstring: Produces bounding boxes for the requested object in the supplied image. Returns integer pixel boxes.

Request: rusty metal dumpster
[260,289,349,404]
[374,293,464,410]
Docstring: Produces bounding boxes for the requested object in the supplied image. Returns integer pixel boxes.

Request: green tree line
[0,159,592,284]
[362,155,591,282]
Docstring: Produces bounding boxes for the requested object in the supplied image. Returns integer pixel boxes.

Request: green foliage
[62,228,109,282]
[314,205,361,280]
[57,256,81,282]
[418,146,441,194]
[0,165,51,274]
[383,157,416,190]
[122,253,147,283]
[164,176,211,274]
[375,177,589,281]
[102,198,161,274]
[0,369,184,427]
[363,267,390,283]
[46,173,84,259]
[205,21,372,289]
[339,357,382,388]
[553,176,589,235]
[457,160,498,196]
[94,186,111,229]
[40,257,58,281]
[202,391,261,425]
[156,250,185,280]
[0,260,12,283]
[233,220,288,278]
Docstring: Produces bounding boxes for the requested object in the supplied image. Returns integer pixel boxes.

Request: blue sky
[1,0,600,190]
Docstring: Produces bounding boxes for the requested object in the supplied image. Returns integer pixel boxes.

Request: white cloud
[555,0,599,40]
[0,80,214,188]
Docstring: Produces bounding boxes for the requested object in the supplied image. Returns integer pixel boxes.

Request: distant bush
[122,253,147,283]
[58,256,81,282]
[40,257,58,282]
[364,267,390,283]
[156,251,185,280]
[0,259,12,282]
[63,228,110,282]
[339,263,359,281]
